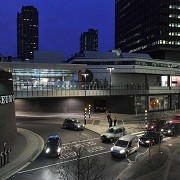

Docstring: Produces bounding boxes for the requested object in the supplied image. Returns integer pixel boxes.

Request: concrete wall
[112,74,145,84]
[15,95,137,114]
[0,70,16,152]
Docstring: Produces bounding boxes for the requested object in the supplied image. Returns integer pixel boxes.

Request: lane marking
[62,137,100,146]
[18,150,110,174]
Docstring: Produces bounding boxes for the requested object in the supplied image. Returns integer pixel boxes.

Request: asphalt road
[12,116,179,180]
[8,117,148,180]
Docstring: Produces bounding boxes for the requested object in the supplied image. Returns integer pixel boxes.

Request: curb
[0,128,44,180]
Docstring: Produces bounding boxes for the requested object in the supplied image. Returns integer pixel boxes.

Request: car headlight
[120,149,125,154]
[151,126,154,129]
[168,130,171,133]
[146,140,150,143]
[111,147,114,151]
[77,125,81,128]
[46,148,50,154]
[82,124,85,127]
[161,129,163,132]
[57,147,61,153]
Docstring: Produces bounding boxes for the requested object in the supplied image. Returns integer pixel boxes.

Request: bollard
[3,151,7,165]
[0,152,3,168]
[7,149,11,163]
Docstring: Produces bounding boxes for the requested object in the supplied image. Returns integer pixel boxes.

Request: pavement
[0,110,180,180]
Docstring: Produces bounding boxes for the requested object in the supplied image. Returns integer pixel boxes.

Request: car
[161,123,180,136]
[111,134,139,158]
[139,131,163,147]
[170,114,180,124]
[145,119,167,131]
[45,134,62,157]
[101,126,127,143]
[62,118,84,130]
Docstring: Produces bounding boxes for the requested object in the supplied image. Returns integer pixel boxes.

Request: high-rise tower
[115,0,180,61]
[17,6,38,60]
[80,29,98,52]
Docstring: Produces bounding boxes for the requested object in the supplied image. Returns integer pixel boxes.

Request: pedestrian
[109,117,113,127]
[114,117,117,126]
[107,114,110,122]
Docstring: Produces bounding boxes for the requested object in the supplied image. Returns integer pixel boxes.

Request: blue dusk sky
[0,0,114,59]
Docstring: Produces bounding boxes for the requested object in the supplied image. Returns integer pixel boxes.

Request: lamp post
[107,67,114,115]
[82,73,89,96]
[82,73,89,125]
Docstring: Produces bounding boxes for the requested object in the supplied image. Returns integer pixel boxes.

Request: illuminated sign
[0,94,15,105]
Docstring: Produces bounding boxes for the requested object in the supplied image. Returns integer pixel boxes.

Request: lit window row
[130,45,147,53]
[169,32,180,36]
[169,23,180,27]
[169,5,180,9]
[158,40,180,45]
[169,14,180,18]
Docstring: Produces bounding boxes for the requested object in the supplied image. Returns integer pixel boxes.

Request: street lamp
[82,73,89,96]
[82,73,89,125]
[107,67,114,115]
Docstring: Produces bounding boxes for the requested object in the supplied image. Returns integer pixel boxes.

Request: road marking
[163,137,172,141]
[62,137,100,146]
[59,146,106,160]
[18,150,110,174]
[127,158,133,165]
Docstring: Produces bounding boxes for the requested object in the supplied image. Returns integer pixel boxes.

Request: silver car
[101,126,127,142]
[111,134,139,158]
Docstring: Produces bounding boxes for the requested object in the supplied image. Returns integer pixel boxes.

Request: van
[111,134,139,158]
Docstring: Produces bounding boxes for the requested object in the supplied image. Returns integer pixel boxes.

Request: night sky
[0,0,114,59]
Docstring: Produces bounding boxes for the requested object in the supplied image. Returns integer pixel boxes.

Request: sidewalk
[0,128,44,180]
[0,111,179,180]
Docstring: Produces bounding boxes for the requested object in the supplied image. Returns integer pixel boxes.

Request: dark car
[45,134,62,157]
[161,123,180,136]
[146,119,167,132]
[139,131,163,147]
[62,118,84,130]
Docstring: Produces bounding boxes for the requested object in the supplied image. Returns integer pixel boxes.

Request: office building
[17,6,38,60]
[80,29,98,52]
[115,0,180,61]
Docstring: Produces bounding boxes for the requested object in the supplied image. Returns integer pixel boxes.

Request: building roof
[66,51,151,62]
[120,52,151,59]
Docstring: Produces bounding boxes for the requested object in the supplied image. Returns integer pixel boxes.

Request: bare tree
[53,134,106,180]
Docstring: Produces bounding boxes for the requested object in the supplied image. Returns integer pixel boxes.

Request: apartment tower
[17,6,38,60]
[115,0,180,61]
[80,29,98,52]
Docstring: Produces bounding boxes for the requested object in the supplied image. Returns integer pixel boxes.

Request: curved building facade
[0,70,16,153]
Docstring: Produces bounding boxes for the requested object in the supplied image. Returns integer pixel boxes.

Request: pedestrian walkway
[0,128,44,180]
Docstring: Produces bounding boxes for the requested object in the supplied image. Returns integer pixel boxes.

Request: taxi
[45,134,62,157]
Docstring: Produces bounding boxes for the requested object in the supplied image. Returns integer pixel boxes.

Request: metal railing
[13,82,180,98]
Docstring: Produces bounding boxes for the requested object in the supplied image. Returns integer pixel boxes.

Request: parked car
[161,123,180,136]
[170,114,180,124]
[111,134,139,158]
[101,126,127,143]
[45,134,62,157]
[139,131,163,147]
[62,118,84,130]
[146,119,167,131]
